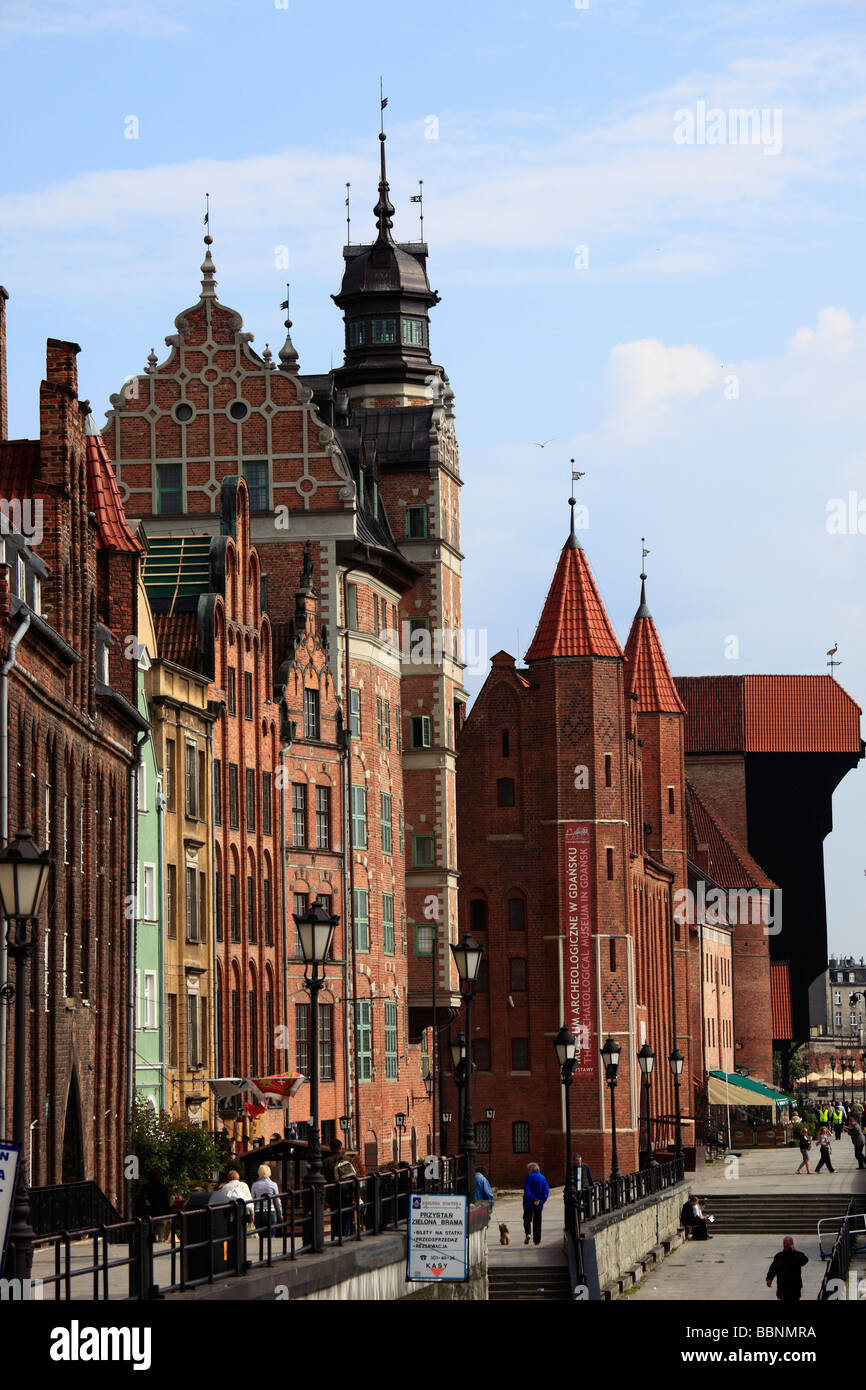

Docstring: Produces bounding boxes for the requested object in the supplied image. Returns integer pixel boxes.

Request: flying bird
[532,439,557,449]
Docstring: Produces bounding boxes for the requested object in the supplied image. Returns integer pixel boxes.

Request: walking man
[522,1162,550,1246]
[814,1126,835,1173]
[847,1120,866,1170]
[832,1105,845,1141]
[766,1236,809,1303]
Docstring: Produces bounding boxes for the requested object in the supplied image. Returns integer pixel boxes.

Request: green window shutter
[357,1000,372,1080]
[385,1002,398,1079]
[353,887,369,953]
[383,893,395,955]
[349,688,361,738]
[381,793,392,855]
[351,785,367,848]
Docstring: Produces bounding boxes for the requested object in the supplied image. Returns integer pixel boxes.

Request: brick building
[0,313,147,1209]
[101,131,463,1165]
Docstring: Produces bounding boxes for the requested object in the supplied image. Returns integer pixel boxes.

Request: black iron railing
[16,1153,471,1301]
[575,1154,685,1223]
[29,1181,124,1238]
[817,1197,860,1301]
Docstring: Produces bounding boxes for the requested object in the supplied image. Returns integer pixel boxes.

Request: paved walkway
[486,1188,568,1267]
[628,1232,825,1302]
[694,1143,866,1196]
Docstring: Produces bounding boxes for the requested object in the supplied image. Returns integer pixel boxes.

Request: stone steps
[488,1265,572,1301]
[698,1193,852,1234]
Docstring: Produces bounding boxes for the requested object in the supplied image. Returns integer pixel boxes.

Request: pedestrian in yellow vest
[832,1107,845,1140]
[818,1106,829,1125]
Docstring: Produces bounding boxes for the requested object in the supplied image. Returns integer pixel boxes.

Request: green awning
[708,1070,794,1107]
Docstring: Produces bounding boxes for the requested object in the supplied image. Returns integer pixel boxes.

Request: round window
[229,401,250,421]
[174,402,194,422]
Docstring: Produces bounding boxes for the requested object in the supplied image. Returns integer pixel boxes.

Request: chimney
[45,337,81,396]
[0,287,8,440]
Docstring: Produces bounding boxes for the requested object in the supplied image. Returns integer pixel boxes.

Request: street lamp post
[450,934,484,1200]
[0,830,52,1281]
[293,898,338,1253]
[668,1047,685,1166]
[600,1036,622,1200]
[637,1043,656,1183]
[450,1031,466,1149]
[395,1112,406,1165]
[861,1053,866,1109]
[554,1025,579,1243]
[830,1055,837,1103]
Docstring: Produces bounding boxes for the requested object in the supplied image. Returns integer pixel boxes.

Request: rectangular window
[668,786,675,814]
[165,739,175,812]
[231,990,240,1073]
[166,863,177,939]
[247,875,257,944]
[215,868,222,941]
[373,594,380,636]
[263,877,272,945]
[187,993,200,1067]
[606,847,614,880]
[243,460,269,511]
[502,729,510,758]
[381,792,392,855]
[353,888,370,952]
[412,835,434,867]
[406,505,427,539]
[198,750,206,821]
[349,688,361,738]
[371,318,397,344]
[265,992,274,1073]
[142,864,156,922]
[510,958,527,992]
[357,1000,372,1081]
[136,766,147,814]
[346,584,359,631]
[304,688,320,740]
[248,990,257,1071]
[411,715,432,749]
[415,923,435,957]
[348,320,365,348]
[383,700,391,749]
[292,783,307,847]
[230,874,240,942]
[244,671,253,720]
[376,697,383,747]
[185,742,197,818]
[395,706,401,752]
[157,464,183,515]
[402,317,426,346]
[470,899,487,932]
[167,994,177,1067]
[227,668,236,716]
[384,1002,398,1080]
[295,1003,309,1075]
[143,971,157,1030]
[320,1004,334,1082]
[604,755,612,788]
[398,811,403,854]
[473,1039,491,1072]
[383,892,395,955]
[185,865,199,942]
[228,764,239,829]
[513,1122,530,1154]
[315,785,330,849]
[246,768,256,831]
[351,786,367,848]
[293,892,308,956]
[475,1121,491,1153]
[213,759,221,824]
[261,772,272,835]
[497,777,515,806]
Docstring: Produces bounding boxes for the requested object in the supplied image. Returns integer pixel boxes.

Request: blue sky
[1,0,865,959]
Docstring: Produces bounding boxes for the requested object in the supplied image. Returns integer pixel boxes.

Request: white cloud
[607,339,721,413]
[0,0,187,37]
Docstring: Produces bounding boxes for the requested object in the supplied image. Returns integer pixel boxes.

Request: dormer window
[371,318,397,344]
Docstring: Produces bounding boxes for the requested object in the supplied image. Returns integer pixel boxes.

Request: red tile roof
[0,439,41,497]
[525,539,623,662]
[154,611,199,671]
[770,962,793,1040]
[685,780,776,890]
[676,675,861,754]
[85,419,143,554]
[624,594,686,714]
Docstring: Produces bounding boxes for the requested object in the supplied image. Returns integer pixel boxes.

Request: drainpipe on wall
[0,611,31,1142]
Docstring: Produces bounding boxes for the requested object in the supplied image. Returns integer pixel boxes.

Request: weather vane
[827,643,842,675]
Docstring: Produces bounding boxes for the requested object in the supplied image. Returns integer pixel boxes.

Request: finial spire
[346,182,351,243]
[200,192,217,298]
[636,537,651,616]
[374,79,395,242]
[568,459,585,550]
[410,180,424,239]
[278,282,298,370]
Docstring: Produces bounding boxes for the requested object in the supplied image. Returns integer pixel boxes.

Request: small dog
[499,1223,510,1246]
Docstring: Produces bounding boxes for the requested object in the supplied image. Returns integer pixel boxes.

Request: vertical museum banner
[563,822,594,1077]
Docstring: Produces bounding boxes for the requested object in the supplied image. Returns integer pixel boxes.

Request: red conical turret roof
[525,532,622,662]
[624,577,685,713]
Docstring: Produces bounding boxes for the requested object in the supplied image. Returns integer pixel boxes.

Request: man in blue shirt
[522,1163,550,1245]
[475,1167,494,1203]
